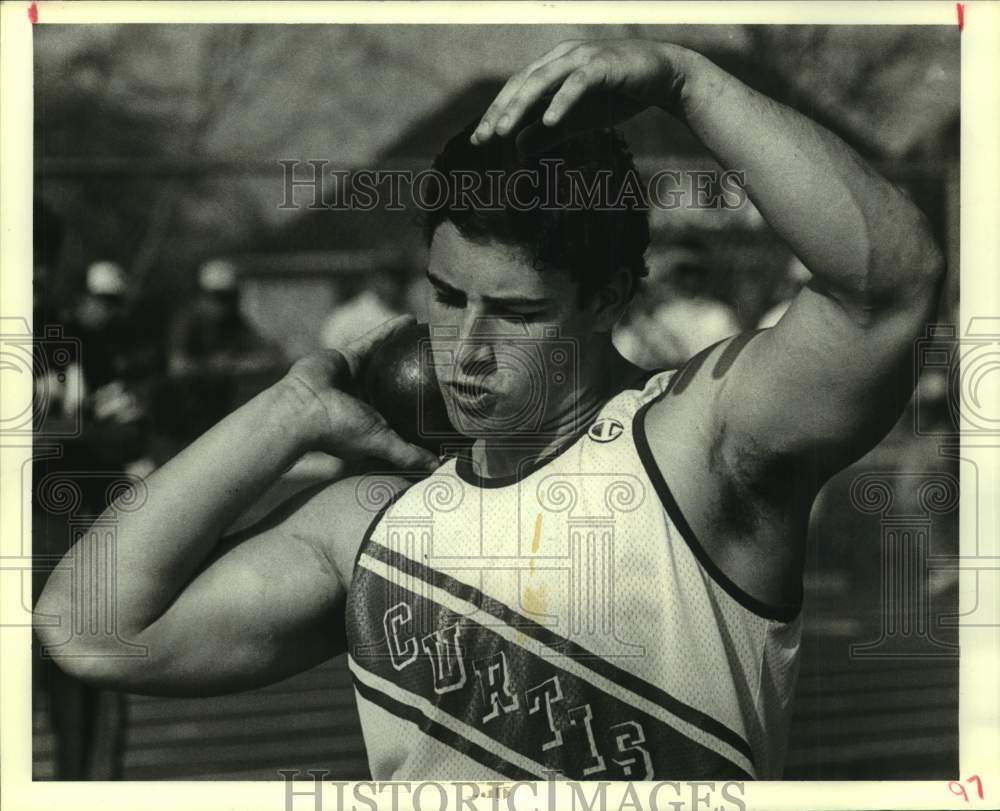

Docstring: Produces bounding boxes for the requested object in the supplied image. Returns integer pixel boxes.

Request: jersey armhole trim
[350,486,410,581]
[632,392,803,624]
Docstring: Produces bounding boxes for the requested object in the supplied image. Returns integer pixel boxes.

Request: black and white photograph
[3,3,998,810]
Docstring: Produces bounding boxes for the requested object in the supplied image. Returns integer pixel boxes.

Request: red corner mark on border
[28,1,38,24]
[957,3,964,32]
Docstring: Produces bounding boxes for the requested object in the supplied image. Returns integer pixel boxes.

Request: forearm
[670,48,944,308]
[36,380,310,642]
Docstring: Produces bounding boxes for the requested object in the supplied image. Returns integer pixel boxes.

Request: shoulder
[639,331,808,614]
[642,331,772,471]
[643,328,811,502]
[282,472,417,585]
[638,333,769,531]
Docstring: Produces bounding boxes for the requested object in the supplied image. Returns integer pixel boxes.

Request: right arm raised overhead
[34,316,439,697]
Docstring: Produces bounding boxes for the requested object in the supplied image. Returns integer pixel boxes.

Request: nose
[456,311,499,379]
[457,344,496,380]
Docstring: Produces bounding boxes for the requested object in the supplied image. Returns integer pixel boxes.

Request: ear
[588,266,634,333]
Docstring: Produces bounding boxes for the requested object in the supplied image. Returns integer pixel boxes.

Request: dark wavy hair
[418,120,650,305]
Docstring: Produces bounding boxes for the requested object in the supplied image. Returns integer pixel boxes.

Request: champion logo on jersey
[588,418,624,443]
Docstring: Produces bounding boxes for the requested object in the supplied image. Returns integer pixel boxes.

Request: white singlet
[345,369,802,781]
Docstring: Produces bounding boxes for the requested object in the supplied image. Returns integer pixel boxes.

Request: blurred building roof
[379,78,503,161]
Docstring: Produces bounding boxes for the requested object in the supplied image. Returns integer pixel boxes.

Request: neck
[469,339,645,480]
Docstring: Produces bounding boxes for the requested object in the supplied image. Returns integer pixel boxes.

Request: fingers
[472,40,581,145]
[543,59,610,126]
[339,314,416,377]
[472,71,539,145]
[498,53,598,137]
[473,41,588,144]
[362,419,441,473]
[514,94,645,156]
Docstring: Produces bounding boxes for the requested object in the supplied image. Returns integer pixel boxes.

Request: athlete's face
[426,222,610,439]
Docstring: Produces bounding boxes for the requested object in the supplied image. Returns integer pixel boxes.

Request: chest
[353,465,658,624]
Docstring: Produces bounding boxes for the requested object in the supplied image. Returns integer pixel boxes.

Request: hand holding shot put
[36,36,944,778]
[284,314,442,470]
[34,313,439,694]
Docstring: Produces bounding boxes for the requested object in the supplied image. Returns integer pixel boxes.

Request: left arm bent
[675,48,945,478]
[474,40,946,483]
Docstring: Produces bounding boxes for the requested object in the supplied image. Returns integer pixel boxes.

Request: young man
[36,40,944,781]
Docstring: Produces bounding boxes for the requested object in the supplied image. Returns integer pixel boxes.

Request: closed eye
[432,289,465,308]
[497,310,543,324]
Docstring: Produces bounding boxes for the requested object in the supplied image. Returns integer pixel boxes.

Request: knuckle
[366,413,392,435]
[504,95,526,115]
[589,52,612,71]
[501,75,525,96]
[521,63,548,84]
[523,61,550,83]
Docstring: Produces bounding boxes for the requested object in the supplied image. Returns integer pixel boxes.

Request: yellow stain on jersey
[523,582,547,615]
[518,513,547,644]
[530,512,543,573]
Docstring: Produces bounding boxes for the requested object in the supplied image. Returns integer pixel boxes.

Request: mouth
[445,379,498,409]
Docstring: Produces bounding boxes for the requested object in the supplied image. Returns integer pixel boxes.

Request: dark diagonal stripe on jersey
[351,675,540,781]
[365,541,755,766]
[351,563,753,780]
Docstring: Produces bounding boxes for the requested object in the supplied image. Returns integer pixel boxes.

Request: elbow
[914,226,947,287]
[825,211,947,329]
[905,231,947,321]
[33,607,149,690]
[36,639,149,691]
[891,187,947,289]
[905,205,947,291]
[861,229,947,321]
[33,630,105,688]
[38,650,118,690]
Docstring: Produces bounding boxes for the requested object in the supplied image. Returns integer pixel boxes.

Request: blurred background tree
[35,23,958,334]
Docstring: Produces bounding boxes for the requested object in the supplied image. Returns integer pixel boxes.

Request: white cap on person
[199,259,238,292]
[86,261,127,296]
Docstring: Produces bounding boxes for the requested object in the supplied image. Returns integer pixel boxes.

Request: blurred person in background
[32,215,131,780]
[69,261,132,390]
[32,200,72,420]
[320,265,404,349]
[614,239,741,368]
[168,258,286,376]
[62,260,157,476]
[157,258,286,457]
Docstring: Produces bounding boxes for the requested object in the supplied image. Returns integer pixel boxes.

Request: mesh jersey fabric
[344,369,802,781]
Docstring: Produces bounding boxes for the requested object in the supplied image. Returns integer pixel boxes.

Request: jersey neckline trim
[632,390,804,624]
[453,368,661,489]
